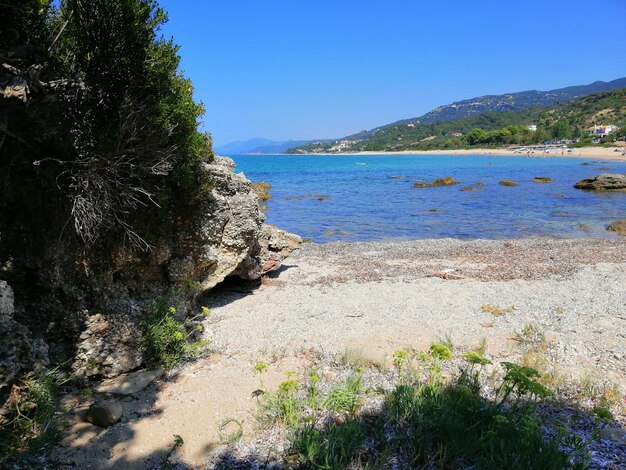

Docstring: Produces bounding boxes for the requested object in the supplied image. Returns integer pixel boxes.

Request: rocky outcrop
[574,173,626,191]
[71,156,301,377]
[0,281,34,393]
[163,156,301,290]
[3,156,301,381]
[72,312,143,379]
[236,224,303,279]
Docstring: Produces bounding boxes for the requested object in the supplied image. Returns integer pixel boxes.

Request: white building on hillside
[588,124,620,136]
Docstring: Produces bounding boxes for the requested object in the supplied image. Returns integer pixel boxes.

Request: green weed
[0,366,70,461]
[141,300,210,369]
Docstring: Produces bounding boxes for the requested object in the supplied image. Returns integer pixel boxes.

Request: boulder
[235,224,302,280]
[414,176,460,188]
[166,156,266,291]
[72,312,143,379]
[0,281,35,392]
[574,173,626,191]
[0,281,14,316]
[85,402,123,427]
[608,219,626,236]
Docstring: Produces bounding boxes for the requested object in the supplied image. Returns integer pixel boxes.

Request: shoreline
[243,145,626,162]
[55,236,626,468]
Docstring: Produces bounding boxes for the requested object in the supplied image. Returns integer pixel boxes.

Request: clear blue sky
[158,0,626,146]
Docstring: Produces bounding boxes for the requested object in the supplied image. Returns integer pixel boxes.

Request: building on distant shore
[588,124,620,136]
[527,124,537,132]
[451,132,463,137]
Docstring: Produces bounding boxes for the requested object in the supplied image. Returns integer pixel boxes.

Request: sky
[158,0,626,146]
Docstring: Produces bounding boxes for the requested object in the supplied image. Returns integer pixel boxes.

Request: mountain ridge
[289,77,626,150]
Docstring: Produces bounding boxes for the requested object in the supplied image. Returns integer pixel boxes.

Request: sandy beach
[54,237,626,468]
[320,144,626,162]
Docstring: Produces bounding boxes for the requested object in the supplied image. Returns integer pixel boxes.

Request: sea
[228,154,626,243]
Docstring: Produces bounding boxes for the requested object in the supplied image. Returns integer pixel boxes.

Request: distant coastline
[233,145,626,162]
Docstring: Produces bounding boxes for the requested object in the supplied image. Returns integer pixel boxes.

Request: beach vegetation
[255,359,589,469]
[141,300,210,369]
[0,366,70,461]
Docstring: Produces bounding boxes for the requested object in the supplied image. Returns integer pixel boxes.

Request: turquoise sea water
[229,154,626,243]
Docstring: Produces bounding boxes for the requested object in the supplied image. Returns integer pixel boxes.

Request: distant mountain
[288,77,626,153]
[392,77,626,127]
[287,87,626,153]
[215,138,334,155]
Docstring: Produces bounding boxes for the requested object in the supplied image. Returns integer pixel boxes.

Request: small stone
[85,403,123,427]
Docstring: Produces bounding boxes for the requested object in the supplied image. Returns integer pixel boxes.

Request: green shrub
[141,301,209,369]
[259,362,588,470]
[0,366,69,461]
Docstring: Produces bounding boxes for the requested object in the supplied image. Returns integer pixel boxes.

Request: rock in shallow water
[608,219,626,236]
[574,173,626,191]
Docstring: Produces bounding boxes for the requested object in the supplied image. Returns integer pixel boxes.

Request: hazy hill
[215,138,334,155]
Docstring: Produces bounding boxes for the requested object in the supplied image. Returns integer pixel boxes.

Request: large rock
[72,157,301,378]
[0,281,34,393]
[165,156,300,290]
[72,312,143,379]
[236,224,303,279]
[574,173,626,191]
[0,281,14,316]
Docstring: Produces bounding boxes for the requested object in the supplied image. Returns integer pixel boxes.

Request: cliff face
[0,156,301,387]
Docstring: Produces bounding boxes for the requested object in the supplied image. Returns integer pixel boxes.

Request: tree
[551,119,570,140]
[465,128,487,146]
[1,0,210,257]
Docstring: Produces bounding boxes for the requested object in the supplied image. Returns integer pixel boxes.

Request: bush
[0,367,69,462]
[141,301,209,369]
[256,361,589,469]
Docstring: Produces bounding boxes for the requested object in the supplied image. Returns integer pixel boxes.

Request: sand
[322,144,626,162]
[52,237,626,469]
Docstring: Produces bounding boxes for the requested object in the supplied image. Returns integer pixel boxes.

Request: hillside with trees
[287,88,626,153]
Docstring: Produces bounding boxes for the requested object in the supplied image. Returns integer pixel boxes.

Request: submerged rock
[608,219,626,236]
[574,173,626,191]
[498,180,518,187]
[533,177,553,183]
[414,176,460,188]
